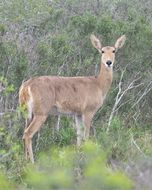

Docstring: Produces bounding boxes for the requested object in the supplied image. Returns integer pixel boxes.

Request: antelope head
[90,34,126,68]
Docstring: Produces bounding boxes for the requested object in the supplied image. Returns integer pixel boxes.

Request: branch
[107,69,143,132]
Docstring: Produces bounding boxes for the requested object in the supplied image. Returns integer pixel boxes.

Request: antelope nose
[106,60,112,66]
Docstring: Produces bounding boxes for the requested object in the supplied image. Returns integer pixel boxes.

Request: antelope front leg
[75,115,84,147]
[52,115,61,138]
[83,112,93,140]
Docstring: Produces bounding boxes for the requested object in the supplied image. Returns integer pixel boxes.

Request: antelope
[19,34,126,163]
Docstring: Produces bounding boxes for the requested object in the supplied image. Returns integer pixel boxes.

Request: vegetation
[0,0,152,189]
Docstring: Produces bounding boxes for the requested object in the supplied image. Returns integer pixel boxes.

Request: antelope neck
[97,62,113,95]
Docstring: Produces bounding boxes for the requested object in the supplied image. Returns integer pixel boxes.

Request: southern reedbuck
[19,34,126,163]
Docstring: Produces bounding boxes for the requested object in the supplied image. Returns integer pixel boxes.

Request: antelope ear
[114,35,126,50]
[90,34,102,53]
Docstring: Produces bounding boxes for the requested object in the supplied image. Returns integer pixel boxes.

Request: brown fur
[19,34,126,163]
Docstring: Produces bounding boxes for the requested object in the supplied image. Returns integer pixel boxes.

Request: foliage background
[0,0,152,189]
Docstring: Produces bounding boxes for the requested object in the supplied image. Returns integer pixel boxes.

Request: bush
[0,0,152,189]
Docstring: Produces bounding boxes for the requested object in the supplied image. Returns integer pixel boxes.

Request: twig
[131,135,145,157]
[131,81,152,109]
[107,69,126,132]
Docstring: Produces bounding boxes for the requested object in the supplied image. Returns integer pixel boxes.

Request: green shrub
[23,141,133,190]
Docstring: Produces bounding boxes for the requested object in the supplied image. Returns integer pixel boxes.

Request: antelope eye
[112,50,116,53]
[102,50,105,53]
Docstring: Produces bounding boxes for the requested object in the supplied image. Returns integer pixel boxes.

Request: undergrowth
[0,115,152,189]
